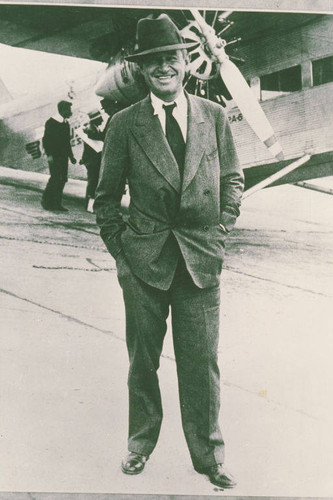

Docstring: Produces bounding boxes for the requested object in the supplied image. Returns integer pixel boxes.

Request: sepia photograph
[0,0,333,499]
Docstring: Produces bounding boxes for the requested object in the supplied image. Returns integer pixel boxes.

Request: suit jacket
[42,118,72,159]
[94,92,244,290]
[81,123,103,167]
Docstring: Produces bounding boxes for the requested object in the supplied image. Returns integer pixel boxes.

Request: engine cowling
[95,47,147,104]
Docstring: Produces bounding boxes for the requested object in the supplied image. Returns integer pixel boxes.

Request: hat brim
[125,41,200,62]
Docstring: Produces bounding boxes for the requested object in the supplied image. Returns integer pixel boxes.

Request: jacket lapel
[131,96,181,193]
[182,93,208,192]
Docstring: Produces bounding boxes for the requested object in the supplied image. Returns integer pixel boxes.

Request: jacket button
[203,225,209,231]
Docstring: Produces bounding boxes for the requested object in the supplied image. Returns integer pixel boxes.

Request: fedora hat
[125,14,199,62]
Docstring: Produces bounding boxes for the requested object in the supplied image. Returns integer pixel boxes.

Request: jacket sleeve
[85,123,104,141]
[217,107,244,233]
[93,114,128,258]
[66,122,74,159]
[42,119,53,156]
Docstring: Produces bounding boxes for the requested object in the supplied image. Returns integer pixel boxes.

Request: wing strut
[243,154,312,198]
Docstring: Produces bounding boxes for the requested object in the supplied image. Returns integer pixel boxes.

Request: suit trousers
[116,246,225,469]
[42,155,68,209]
[85,159,101,203]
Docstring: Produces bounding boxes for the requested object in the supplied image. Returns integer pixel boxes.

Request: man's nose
[157,58,170,70]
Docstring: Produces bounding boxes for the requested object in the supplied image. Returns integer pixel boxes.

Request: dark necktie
[163,103,185,179]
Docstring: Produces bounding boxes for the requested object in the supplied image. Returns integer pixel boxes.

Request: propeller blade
[189,9,284,161]
[219,59,284,161]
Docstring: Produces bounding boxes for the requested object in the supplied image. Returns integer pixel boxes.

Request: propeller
[188,9,284,161]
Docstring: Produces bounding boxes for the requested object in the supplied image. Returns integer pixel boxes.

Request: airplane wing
[0,4,323,62]
[1,3,332,188]
[0,5,144,61]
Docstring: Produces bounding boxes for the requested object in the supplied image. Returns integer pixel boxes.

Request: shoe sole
[195,468,236,489]
[209,477,237,489]
[121,463,145,475]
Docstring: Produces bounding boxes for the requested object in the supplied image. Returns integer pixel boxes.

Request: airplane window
[312,56,333,86]
[260,65,302,101]
[25,141,41,160]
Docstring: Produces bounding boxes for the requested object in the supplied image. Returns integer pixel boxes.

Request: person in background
[80,110,104,213]
[41,100,76,212]
[80,102,127,213]
[94,14,244,489]
[100,98,126,138]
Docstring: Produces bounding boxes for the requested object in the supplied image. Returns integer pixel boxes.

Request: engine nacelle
[95,48,147,105]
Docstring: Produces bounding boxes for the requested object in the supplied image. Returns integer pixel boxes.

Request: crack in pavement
[0,286,174,362]
[222,380,327,424]
[1,286,125,341]
[32,258,116,272]
[1,286,328,423]
[32,265,115,272]
[0,204,98,234]
[0,234,106,252]
[225,266,332,298]
[2,232,331,295]
[86,257,105,269]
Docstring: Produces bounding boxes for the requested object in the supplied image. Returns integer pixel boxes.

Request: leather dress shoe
[121,452,149,475]
[195,463,236,489]
[41,202,68,212]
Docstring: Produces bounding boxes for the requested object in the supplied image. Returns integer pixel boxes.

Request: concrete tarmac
[1,168,333,498]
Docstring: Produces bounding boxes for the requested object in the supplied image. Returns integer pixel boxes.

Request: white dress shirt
[150,91,188,142]
[53,112,66,123]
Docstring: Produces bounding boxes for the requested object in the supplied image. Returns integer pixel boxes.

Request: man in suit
[80,110,104,212]
[41,100,76,212]
[100,98,125,138]
[94,14,244,489]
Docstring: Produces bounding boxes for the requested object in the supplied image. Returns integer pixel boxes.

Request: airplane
[0,68,107,175]
[0,3,333,195]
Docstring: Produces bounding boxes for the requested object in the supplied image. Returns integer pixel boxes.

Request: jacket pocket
[127,217,156,234]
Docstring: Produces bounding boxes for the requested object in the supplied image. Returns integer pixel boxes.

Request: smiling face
[139,49,187,102]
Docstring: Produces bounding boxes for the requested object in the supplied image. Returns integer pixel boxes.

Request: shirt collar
[150,91,187,115]
[53,112,65,123]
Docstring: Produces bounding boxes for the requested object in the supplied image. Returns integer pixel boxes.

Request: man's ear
[183,50,191,78]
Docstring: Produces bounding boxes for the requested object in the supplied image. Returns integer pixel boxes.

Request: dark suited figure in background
[100,98,126,138]
[41,100,76,212]
[94,15,244,489]
[81,103,127,213]
[80,110,104,212]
